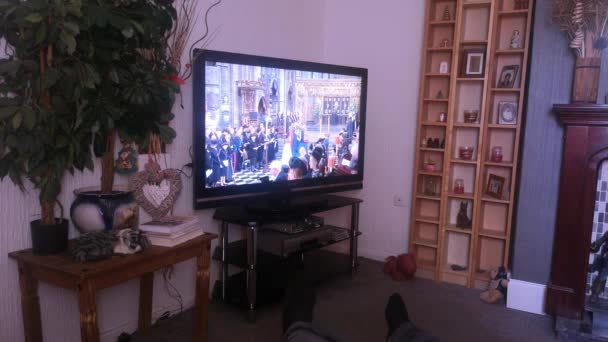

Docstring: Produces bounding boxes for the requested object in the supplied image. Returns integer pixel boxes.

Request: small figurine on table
[589,231,608,302]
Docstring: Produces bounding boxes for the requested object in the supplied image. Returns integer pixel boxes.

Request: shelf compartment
[424,77,451,101]
[495,15,528,51]
[487,92,521,125]
[460,2,490,42]
[413,244,438,279]
[482,165,513,202]
[426,50,453,76]
[428,25,455,49]
[421,101,450,123]
[491,54,524,90]
[479,201,509,238]
[430,1,457,22]
[412,221,439,247]
[475,236,506,277]
[451,127,480,160]
[498,0,530,12]
[454,82,484,124]
[415,195,441,220]
[446,197,474,229]
[420,149,445,173]
[481,196,510,204]
[449,163,477,195]
[442,231,471,286]
[420,125,446,150]
[485,128,516,162]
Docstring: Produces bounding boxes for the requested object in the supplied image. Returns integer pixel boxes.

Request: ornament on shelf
[439,61,449,74]
[440,38,450,48]
[510,30,522,49]
[454,179,465,194]
[464,110,479,123]
[436,90,445,99]
[433,138,441,148]
[424,177,438,196]
[459,146,474,160]
[438,112,447,123]
[491,146,503,162]
[427,137,435,147]
[456,201,472,229]
[421,138,428,147]
[424,159,437,172]
[115,143,138,174]
[440,139,445,148]
[442,5,451,21]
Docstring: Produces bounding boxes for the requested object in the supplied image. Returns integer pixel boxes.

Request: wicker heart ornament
[129,161,182,219]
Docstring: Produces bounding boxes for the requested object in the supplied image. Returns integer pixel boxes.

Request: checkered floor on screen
[231,168,271,185]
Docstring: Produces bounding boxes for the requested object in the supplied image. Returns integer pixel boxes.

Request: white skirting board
[506,279,547,315]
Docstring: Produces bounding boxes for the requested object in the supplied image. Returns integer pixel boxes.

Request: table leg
[246,222,258,322]
[349,203,360,274]
[78,281,100,342]
[138,272,154,334]
[220,221,229,300]
[193,242,211,342]
[18,262,43,342]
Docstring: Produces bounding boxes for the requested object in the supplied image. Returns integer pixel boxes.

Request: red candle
[491,146,503,162]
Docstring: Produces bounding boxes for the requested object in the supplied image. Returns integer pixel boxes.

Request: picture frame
[497,101,518,125]
[496,65,519,88]
[485,174,505,199]
[459,48,486,78]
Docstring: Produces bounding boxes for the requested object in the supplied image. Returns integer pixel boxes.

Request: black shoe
[385,293,409,339]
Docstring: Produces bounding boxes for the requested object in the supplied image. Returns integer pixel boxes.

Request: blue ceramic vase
[70,187,138,233]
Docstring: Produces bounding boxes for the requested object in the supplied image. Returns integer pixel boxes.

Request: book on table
[147,228,203,247]
[140,215,199,235]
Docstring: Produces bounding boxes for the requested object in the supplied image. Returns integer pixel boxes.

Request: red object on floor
[383,254,417,281]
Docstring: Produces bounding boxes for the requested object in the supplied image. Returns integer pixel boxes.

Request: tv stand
[212,194,362,321]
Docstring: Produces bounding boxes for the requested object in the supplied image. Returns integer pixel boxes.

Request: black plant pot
[30,219,69,255]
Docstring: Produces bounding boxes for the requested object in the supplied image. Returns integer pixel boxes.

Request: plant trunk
[101,129,117,193]
[40,198,55,225]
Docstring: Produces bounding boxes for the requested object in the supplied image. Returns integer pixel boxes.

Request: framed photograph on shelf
[497,65,519,88]
[485,174,505,199]
[459,48,486,78]
[497,101,518,125]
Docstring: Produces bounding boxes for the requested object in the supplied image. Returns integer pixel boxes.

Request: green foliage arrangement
[0,0,181,224]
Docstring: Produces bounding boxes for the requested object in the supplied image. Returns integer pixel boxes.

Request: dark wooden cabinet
[546,104,608,320]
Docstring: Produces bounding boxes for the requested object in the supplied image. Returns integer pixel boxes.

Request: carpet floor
[132,255,556,342]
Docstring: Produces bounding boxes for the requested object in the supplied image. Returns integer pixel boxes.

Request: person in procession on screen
[308,147,325,178]
[288,157,307,180]
[269,160,284,182]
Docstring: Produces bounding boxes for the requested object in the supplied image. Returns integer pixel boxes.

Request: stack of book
[140,216,201,247]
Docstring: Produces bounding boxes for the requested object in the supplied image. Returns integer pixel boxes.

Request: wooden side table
[9,233,217,342]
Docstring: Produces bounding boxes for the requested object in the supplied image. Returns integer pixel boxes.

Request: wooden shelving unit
[409,0,533,288]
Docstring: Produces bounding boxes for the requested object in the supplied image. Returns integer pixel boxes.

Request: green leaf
[0,106,19,120]
[63,22,79,35]
[25,13,43,23]
[60,31,77,54]
[109,69,119,83]
[22,107,36,130]
[130,21,144,34]
[42,68,60,88]
[34,24,47,45]
[12,111,22,129]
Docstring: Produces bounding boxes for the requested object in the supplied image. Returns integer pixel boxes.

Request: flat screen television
[193,49,367,209]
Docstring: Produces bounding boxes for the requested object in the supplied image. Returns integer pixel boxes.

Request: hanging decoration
[115,143,138,174]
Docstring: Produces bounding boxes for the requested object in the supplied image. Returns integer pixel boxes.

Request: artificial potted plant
[0,0,96,253]
[69,0,182,233]
[554,0,608,103]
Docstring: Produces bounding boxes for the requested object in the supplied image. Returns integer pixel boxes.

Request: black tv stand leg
[349,202,360,275]
[220,221,229,301]
[246,222,258,322]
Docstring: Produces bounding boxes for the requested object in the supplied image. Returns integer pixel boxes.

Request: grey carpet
[132,256,556,342]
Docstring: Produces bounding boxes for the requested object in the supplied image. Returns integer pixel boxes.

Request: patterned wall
[588,161,608,297]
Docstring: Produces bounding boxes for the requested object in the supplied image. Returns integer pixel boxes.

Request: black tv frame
[193,49,368,209]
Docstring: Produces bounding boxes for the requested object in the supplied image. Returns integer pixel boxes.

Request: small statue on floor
[456,201,472,229]
[589,231,608,302]
[480,266,510,304]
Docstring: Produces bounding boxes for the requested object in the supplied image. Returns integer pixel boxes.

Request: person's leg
[385,293,438,342]
[282,277,336,342]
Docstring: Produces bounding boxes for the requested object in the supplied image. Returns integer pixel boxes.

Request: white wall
[323,0,425,259]
[0,1,425,341]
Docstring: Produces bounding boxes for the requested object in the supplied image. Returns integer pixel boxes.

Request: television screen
[193,50,367,208]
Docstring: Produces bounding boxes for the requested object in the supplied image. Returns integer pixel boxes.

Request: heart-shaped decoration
[129,161,182,219]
